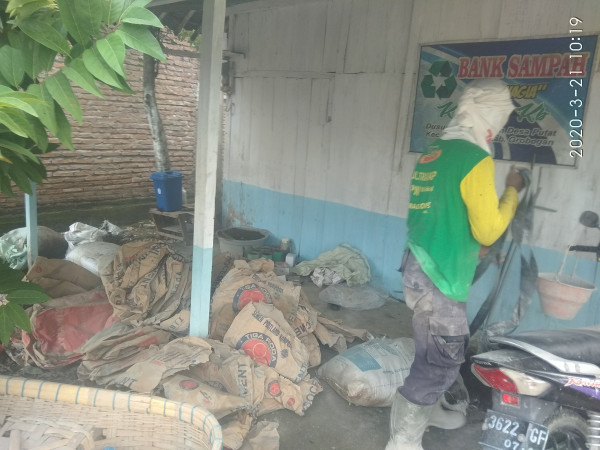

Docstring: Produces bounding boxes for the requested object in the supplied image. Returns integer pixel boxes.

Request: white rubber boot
[427,396,467,430]
[385,391,433,450]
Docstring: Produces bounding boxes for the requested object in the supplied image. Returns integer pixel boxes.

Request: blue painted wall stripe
[190,245,214,337]
[222,180,600,330]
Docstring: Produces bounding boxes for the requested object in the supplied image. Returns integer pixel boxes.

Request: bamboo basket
[0,375,222,449]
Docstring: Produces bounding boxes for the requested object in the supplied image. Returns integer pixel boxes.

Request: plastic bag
[63,222,108,250]
[65,242,120,277]
[316,337,415,406]
[0,226,67,270]
[318,283,387,310]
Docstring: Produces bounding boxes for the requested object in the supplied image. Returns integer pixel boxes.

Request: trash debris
[101,241,191,331]
[63,222,108,250]
[317,337,415,407]
[24,256,102,298]
[3,221,380,450]
[292,243,372,286]
[77,323,173,384]
[223,302,309,383]
[318,282,388,310]
[162,373,251,418]
[110,336,213,393]
[210,259,301,340]
[22,287,116,368]
[63,220,127,250]
[310,267,343,287]
[65,241,120,277]
[0,226,67,270]
[239,420,280,450]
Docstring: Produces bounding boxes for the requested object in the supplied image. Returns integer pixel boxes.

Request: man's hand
[505,166,525,192]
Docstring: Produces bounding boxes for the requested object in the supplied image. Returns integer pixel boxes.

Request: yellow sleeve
[460,157,519,246]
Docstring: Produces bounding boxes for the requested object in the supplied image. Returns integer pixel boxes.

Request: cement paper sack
[257,365,322,416]
[162,374,250,419]
[210,259,301,340]
[223,302,309,383]
[186,339,262,409]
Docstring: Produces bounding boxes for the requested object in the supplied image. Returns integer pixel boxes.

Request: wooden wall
[222,0,600,327]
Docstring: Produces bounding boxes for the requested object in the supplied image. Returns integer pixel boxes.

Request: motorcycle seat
[491,326,600,376]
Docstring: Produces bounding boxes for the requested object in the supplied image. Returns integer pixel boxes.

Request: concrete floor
[264,280,488,450]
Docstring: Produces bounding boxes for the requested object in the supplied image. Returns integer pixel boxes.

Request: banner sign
[410,35,597,167]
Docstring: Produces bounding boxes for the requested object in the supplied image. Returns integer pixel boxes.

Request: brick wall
[0,41,199,215]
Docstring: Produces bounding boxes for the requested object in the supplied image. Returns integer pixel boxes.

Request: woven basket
[0,375,222,449]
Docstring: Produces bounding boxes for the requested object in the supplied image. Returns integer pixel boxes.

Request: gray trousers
[399,250,470,406]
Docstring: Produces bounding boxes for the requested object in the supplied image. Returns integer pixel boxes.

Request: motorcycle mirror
[579,210,600,228]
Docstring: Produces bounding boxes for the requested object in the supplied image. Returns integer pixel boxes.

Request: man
[386,79,525,450]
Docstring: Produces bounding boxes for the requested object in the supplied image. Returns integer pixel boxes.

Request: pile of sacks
[16,241,369,450]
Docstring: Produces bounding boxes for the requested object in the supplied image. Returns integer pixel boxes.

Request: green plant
[0,0,166,196]
[0,260,49,345]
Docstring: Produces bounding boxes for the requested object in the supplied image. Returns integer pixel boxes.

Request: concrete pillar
[25,184,38,269]
[189,0,226,337]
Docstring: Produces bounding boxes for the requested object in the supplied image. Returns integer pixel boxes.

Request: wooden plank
[344,0,389,73]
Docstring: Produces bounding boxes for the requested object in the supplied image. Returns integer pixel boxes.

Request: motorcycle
[471,210,600,450]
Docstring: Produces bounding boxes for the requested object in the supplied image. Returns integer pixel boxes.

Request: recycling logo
[421,60,457,99]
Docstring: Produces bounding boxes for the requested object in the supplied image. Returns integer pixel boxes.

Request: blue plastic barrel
[150,171,183,211]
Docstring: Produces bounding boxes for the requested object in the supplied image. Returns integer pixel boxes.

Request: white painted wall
[222,0,600,326]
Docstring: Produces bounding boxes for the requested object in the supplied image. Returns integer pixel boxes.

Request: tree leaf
[53,103,74,150]
[44,71,83,123]
[6,288,50,305]
[30,40,59,79]
[82,45,125,89]
[26,84,58,136]
[7,163,33,194]
[102,0,127,25]
[0,91,42,118]
[6,0,56,21]
[14,156,46,183]
[10,31,58,80]
[0,110,30,137]
[114,73,134,94]
[56,0,103,46]
[25,116,48,150]
[18,15,72,55]
[0,263,24,285]
[118,0,151,22]
[62,58,104,98]
[121,6,163,28]
[0,309,14,346]
[0,45,25,88]
[4,302,31,333]
[115,23,165,62]
[95,34,126,77]
[0,139,39,162]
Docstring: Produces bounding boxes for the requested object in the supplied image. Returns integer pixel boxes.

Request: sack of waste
[317,337,415,407]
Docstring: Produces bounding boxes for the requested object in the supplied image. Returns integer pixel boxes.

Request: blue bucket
[150,171,183,211]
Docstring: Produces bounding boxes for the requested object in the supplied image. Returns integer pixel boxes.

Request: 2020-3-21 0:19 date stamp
[568,16,585,159]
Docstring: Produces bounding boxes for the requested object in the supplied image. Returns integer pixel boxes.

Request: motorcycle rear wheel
[545,411,588,450]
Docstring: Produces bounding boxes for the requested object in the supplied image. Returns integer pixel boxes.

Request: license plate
[479,410,549,450]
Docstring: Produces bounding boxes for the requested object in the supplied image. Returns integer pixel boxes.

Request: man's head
[444,79,515,154]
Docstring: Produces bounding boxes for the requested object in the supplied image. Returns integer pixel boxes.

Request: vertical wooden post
[189,0,226,337]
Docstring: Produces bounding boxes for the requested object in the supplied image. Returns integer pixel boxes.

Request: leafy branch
[0,260,49,345]
[0,0,166,196]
